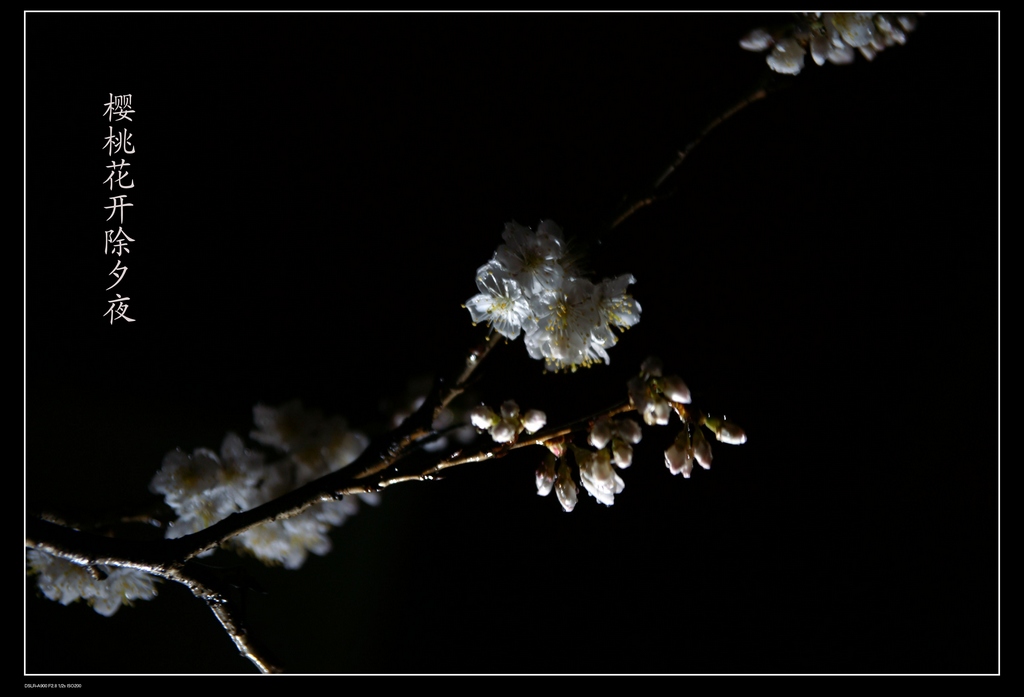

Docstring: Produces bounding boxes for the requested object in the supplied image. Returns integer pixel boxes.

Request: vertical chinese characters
[102,93,136,324]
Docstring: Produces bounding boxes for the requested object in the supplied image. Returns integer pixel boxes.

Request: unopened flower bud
[555,463,578,512]
[693,428,713,469]
[522,409,547,434]
[665,430,694,477]
[500,400,520,420]
[490,419,517,444]
[651,396,671,426]
[612,440,633,468]
[628,375,653,416]
[705,416,747,445]
[615,418,643,444]
[588,416,613,450]
[660,375,692,404]
[469,405,498,430]
[536,453,557,497]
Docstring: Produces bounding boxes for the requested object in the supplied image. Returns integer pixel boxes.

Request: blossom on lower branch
[29,401,378,615]
[533,359,747,510]
[26,549,160,617]
[152,402,375,570]
[465,220,640,372]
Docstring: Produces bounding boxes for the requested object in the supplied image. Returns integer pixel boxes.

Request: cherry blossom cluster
[740,12,919,76]
[28,402,378,616]
[26,548,160,617]
[465,220,641,372]
[152,401,376,570]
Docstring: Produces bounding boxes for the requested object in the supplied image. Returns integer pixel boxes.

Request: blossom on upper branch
[740,13,919,75]
[465,261,533,340]
[466,220,640,371]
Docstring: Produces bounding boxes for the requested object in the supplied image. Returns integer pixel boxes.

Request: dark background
[25,12,998,676]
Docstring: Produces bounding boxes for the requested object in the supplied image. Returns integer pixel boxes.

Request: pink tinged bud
[588,416,612,450]
[661,375,692,404]
[545,438,567,459]
[490,419,517,444]
[522,409,547,434]
[500,400,520,420]
[612,440,633,468]
[693,428,713,469]
[555,463,578,512]
[469,405,498,430]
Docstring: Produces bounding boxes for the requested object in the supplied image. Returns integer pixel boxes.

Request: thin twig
[608,86,770,233]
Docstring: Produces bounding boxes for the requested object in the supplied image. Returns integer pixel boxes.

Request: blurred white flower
[148,405,374,572]
[250,400,322,452]
[27,549,159,617]
[831,12,876,47]
[89,567,160,617]
[235,511,333,570]
[767,37,806,75]
[28,549,94,606]
[739,27,774,51]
